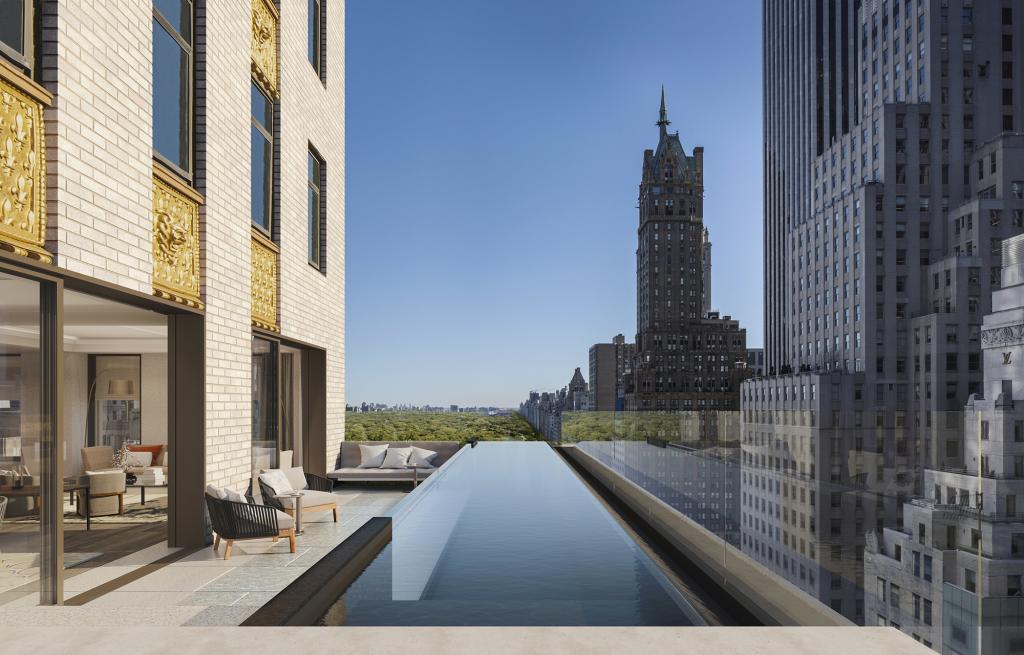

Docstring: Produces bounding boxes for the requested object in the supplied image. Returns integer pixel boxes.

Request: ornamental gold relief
[0,74,49,263]
[251,0,279,98]
[251,235,279,331]
[152,176,202,308]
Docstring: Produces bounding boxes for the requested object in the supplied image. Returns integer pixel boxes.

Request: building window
[252,336,279,476]
[308,0,324,79]
[153,0,194,176]
[0,0,34,72]
[307,147,324,270]
[251,83,274,233]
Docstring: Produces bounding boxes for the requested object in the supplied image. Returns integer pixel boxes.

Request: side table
[276,491,305,535]
[406,465,426,489]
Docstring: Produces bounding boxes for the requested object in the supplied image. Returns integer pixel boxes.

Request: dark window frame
[251,82,275,235]
[307,145,326,272]
[152,0,195,181]
[308,0,325,82]
[0,0,34,74]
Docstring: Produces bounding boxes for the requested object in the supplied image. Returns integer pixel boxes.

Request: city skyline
[345,0,763,407]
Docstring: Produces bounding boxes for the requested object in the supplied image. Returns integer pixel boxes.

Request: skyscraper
[745,0,1024,627]
[626,90,749,412]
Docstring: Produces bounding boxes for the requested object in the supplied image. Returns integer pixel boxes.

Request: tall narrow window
[251,83,274,233]
[308,0,323,78]
[251,336,279,477]
[0,0,33,72]
[308,148,324,269]
[153,0,193,176]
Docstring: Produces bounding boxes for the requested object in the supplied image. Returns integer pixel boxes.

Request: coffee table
[126,482,167,506]
[0,481,92,530]
[406,465,428,488]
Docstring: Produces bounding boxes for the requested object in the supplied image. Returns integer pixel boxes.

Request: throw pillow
[357,443,389,468]
[205,483,226,499]
[408,446,439,467]
[282,466,307,490]
[224,487,247,504]
[259,469,294,496]
[125,451,153,467]
[380,447,412,469]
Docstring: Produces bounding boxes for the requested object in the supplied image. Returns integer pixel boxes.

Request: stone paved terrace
[0,486,406,626]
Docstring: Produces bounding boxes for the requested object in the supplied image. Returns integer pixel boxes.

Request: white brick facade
[276,0,346,471]
[42,0,154,292]
[31,0,345,491]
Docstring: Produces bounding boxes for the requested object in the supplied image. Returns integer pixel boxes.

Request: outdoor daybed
[329,440,461,483]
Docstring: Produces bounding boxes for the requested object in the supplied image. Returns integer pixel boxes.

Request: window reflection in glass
[251,84,274,232]
[152,0,192,174]
[252,336,278,479]
[0,273,43,602]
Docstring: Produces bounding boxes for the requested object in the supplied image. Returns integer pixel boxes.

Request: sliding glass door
[252,336,279,477]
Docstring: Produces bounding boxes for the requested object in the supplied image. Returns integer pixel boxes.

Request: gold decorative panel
[152,173,203,308]
[251,0,279,98]
[0,72,49,263]
[251,232,279,331]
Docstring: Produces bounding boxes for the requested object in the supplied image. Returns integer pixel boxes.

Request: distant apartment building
[0,0,344,604]
[747,348,766,376]
[626,91,749,412]
[589,334,636,412]
[865,235,1024,653]
[520,368,589,440]
[743,0,1024,625]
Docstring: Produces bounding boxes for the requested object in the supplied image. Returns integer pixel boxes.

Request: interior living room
[0,276,171,604]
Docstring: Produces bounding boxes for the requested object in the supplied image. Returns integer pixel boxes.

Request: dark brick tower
[626,89,749,411]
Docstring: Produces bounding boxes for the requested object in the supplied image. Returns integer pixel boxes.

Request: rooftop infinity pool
[319,441,704,626]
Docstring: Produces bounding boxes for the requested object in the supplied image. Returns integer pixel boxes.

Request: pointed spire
[657,86,671,135]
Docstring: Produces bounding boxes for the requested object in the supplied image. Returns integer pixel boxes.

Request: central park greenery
[344,410,742,446]
[345,411,543,443]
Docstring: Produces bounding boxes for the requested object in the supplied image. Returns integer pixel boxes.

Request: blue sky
[345,0,763,408]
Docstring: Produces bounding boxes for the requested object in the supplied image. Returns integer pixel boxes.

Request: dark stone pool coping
[241,516,392,626]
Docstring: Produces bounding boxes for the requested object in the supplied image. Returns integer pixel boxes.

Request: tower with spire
[625,89,749,413]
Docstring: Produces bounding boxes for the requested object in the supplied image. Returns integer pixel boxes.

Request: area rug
[6,496,168,525]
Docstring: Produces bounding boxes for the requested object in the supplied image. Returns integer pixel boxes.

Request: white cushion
[125,451,153,467]
[276,489,337,510]
[224,487,247,504]
[357,443,389,468]
[408,446,439,467]
[259,469,294,496]
[380,447,412,469]
[205,484,227,499]
[283,466,307,490]
[274,509,295,530]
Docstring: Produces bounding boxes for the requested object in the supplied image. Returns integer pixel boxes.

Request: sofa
[329,441,461,483]
[81,444,168,476]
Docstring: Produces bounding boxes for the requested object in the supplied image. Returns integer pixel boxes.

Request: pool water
[319,442,704,626]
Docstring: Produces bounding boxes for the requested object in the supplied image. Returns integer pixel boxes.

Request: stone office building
[866,234,1024,653]
[0,0,343,605]
[744,0,1024,625]
[625,91,749,412]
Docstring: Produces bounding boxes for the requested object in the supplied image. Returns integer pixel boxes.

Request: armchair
[80,470,126,517]
[257,468,338,523]
[205,493,295,560]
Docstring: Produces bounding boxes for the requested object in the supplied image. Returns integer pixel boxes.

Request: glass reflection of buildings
[745,0,1024,633]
